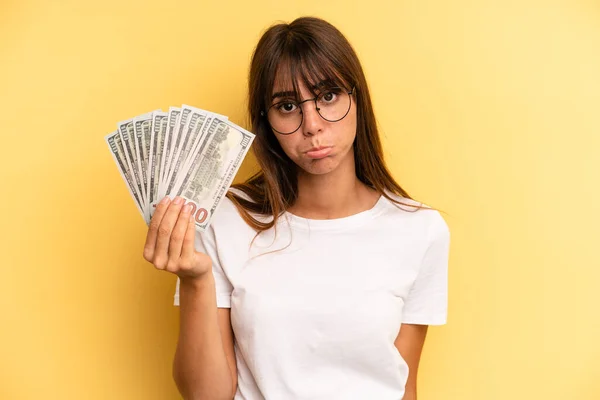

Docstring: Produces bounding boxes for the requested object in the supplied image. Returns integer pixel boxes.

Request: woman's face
[269,77,357,177]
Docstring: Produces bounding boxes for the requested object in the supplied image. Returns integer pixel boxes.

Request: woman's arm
[173,275,238,400]
[395,323,429,400]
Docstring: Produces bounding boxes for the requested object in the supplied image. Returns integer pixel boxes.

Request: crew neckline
[282,194,388,231]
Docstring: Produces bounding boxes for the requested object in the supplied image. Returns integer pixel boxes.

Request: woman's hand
[143,196,212,280]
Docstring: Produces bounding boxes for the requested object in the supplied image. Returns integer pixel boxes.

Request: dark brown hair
[227,16,435,233]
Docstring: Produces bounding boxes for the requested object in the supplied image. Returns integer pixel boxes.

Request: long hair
[227,16,433,234]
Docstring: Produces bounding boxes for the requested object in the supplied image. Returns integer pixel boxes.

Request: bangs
[267,42,352,106]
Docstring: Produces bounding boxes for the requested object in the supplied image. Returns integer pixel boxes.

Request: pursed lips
[304,146,333,159]
[305,145,332,153]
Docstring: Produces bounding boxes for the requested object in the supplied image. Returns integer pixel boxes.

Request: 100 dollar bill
[154,117,254,231]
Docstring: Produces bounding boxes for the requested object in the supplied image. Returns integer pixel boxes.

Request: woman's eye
[321,91,338,103]
[277,102,297,113]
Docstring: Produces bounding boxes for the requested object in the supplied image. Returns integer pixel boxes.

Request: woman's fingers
[167,203,194,266]
[143,196,204,277]
[153,196,186,269]
[143,196,171,262]
[180,210,197,262]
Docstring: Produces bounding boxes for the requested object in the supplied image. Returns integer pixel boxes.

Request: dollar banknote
[118,119,147,209]
[164,105,230,199]
[162,106,193,197]
[158,107,181,200]
[106,105,255,229]
[147,111,168,220]
[105,131,145,219]
[168,116,254,231]
[133,112,153,218]
[179,109,230,175]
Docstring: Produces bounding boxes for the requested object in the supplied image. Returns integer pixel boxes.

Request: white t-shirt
[174,191,450,400]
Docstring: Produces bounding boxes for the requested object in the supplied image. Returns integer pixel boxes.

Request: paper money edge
[104,131,146,222]
[117,119,147,211]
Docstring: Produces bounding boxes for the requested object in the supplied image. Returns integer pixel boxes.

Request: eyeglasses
[261,86,355,135]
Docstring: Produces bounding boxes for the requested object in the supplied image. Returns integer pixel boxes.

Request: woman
[143,16,450,400]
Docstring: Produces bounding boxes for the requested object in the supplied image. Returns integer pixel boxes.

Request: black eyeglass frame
[260,86,356,135]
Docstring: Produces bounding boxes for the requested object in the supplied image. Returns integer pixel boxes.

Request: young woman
[143,16,450,400]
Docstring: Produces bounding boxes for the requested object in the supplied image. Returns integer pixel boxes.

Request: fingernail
[173,196,183,205]
[183,204,192,213]
[160,196,170,204]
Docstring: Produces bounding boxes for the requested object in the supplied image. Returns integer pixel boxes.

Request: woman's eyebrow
[271,90,296,100]
[271,79,335,100]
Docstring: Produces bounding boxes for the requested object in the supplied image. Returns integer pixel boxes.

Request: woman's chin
[299,157,340,176]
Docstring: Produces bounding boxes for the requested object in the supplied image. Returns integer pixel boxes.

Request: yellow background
[1,0,599,399]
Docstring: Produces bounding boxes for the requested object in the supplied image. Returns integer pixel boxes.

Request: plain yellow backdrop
[1,0,599,399]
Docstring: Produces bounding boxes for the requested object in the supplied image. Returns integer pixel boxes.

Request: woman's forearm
[173,274,233,400]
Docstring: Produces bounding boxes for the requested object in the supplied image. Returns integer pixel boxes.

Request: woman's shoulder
[381,191,450,240]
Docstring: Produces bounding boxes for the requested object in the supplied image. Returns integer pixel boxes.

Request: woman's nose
[300,101,324,136]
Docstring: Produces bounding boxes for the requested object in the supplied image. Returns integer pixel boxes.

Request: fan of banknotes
[105,104,255,231]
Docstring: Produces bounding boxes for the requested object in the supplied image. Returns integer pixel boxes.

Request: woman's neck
[289,155,380,220]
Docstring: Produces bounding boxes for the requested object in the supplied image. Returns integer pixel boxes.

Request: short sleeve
[173,224,233,308]
[401,213,450,325]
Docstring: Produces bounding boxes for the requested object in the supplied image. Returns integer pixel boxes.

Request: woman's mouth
[305,146,333,159]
